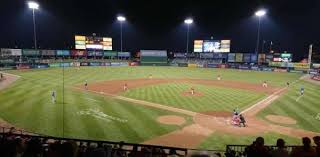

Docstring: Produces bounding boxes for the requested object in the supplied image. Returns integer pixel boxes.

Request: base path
[0,73,20,91]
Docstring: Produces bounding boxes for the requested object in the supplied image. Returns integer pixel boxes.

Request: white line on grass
[296,95,303,102]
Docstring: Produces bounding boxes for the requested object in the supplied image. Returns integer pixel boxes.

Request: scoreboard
[194,40,231,53]
[75,35,112,50]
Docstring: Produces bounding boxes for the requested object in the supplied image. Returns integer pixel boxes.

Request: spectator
[246,137,270,157]
[270,138,289,157]
[313,136,320,157]
[92,142,106,157]
[291,137,317,157]
[168,149,181,157]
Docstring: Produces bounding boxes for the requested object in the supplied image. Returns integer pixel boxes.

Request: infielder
[262,81,268,88]
[217,75,221,81]
[149,74,153,79]
[123,83,128,91]
[84,81,88,90]
[190,87,195,95]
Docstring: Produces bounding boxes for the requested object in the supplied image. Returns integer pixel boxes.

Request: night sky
[0,0,319,60]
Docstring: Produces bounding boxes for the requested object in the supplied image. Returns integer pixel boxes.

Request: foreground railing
[0,127,224,157]
[226,145,301,157]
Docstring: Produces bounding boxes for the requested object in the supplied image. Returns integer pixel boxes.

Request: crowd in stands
[1,127,320,157]
[0,128,224,157]
[226,136,320,157]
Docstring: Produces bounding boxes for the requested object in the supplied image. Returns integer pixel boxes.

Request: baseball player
[300,85,304,95]
[149,74,153,79]
[51,90,56,103]
[190,87,195,95]
[262,81,268,88]
[123,83,128,91]
[286,82,290,87]
[217,75,221,81]
[84,80,88,90]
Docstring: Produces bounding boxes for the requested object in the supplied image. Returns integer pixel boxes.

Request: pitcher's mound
[266,115,297,125]
[181,91,204,97]
[157,115,186,126]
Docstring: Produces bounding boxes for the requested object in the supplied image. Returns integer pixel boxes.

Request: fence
[226,144,300,157]
[0,126,225,157]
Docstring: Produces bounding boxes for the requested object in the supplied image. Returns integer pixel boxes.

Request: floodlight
[184,18,193,24]
[28,1,39,10]
[117,16,126,22]
[255,9,266,17]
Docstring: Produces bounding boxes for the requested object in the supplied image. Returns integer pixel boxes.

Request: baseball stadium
[1,1,320,157]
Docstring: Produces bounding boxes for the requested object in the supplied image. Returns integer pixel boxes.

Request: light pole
[117,15,126,53]
[28,1,39,49]
[254,9,266,55]
[184,18,193,53]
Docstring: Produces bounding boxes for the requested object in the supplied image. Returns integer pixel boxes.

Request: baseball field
[0,66,320,150]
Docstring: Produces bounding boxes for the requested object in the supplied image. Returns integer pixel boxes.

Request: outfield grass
[0,66,306,148]
[258,80,320,133]
[122,83,266,112]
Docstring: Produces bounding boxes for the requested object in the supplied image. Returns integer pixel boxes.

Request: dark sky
[0,0,319,60]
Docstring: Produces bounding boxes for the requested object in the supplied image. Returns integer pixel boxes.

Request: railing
[0,126,226,156]
[226,145,301,157]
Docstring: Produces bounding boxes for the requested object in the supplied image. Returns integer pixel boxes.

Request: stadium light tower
[254,9,266,54]
[184,18,193,53]
[28,1,39,49]
[117,15,126,53]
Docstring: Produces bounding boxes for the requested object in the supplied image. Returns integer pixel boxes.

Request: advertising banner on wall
[188,64,197,68]
[140,50,167,57]
[243,54,251,62]
[80,62,89,66]
[200,53,213,58]
[95,51,103,56]
[71,50,87,56]
[104,51,118,57]
[251,54,257,63]
[207,64,219,68]
[235,53,243,62]
[87,51,95,56]
[174,53,186,58]
[22,49,40,56]
[118,52,130,57]
[40,50,55,56]
[56,50,70,56]
[293,63,310,70]
[228,53,236,62]
[111,62,120,66]
[1,49,22,56]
